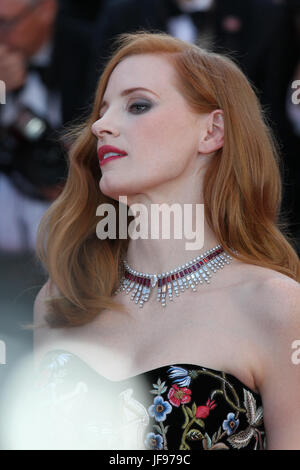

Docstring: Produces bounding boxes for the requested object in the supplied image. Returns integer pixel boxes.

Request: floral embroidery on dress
[168,384,192,407]
[144,365,265,450]
[35,353,266,450]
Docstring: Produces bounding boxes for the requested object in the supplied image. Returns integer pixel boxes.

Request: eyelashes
[128,102,151,114]
[99,101,151,119]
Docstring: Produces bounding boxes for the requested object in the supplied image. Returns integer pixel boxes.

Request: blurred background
[0,0,299,386]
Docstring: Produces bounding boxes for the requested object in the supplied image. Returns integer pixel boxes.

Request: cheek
[143,114,192,171]
[133,112,187,157]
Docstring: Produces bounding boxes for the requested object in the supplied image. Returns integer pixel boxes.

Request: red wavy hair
[35,31,300,327]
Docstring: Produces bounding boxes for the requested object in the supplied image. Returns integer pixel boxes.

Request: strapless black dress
[34,350,266,450]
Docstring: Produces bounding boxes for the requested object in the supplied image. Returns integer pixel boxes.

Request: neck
[125,216,220,274]
[123,166,221,275]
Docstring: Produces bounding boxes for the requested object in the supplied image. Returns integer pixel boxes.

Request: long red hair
[35,31,300,327]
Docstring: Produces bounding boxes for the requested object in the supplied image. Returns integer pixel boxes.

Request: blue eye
[129,102,150,114]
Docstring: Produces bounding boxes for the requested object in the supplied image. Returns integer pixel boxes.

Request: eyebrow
[99,87,160,110]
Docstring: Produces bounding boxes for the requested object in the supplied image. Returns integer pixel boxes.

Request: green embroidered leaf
[153,424,162,434]
[150,390,160,395]
[204,432,212,449]
[186,406,193,418]
[192,402,197,416]
[159,422,167,435]
[187,429,203,441]
[212,426,223,444]
[161,386,167,394]
[164,425,169,433]
[152,384,159,389]
[195,418,205,428]
[181,406,190,429]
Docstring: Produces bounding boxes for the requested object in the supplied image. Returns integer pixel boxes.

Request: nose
[91,116,120,139]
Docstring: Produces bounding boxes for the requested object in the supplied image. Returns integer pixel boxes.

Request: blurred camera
[0,106,68,200]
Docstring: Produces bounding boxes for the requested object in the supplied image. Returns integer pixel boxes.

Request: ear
[198,110,224,154]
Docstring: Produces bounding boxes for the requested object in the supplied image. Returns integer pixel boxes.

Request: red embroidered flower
[168,384,192,407]
[195,399,217,419]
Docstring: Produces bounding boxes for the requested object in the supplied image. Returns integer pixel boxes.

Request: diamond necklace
[117,244,234,308]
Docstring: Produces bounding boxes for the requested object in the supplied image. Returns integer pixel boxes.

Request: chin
[99,178,130,201]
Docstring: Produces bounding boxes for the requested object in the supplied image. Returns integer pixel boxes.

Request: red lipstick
[98,145,128,167]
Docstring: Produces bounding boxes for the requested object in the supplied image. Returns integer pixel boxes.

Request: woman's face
[91,53,216,201]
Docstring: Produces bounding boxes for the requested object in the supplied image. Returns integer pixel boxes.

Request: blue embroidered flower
[144,432,164,450]
[148,396,172,422]
[222,412,239,435]
[167,366,191,387]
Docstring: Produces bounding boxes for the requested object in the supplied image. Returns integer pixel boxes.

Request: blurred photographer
[0,0,68,252]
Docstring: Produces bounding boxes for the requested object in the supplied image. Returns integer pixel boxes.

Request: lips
[98,145,128,167]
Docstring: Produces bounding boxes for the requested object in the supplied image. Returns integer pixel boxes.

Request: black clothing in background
[47,0,107,124]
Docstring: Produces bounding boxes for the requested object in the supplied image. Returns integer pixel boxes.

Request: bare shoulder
[246,268,300,442]
[236,265,300,392]
[250,266,300,323]
[229,261,299,314]
[33,279,62,325]
[228,262,300,350]
[33,280,49,325]
[33,279,63,367]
